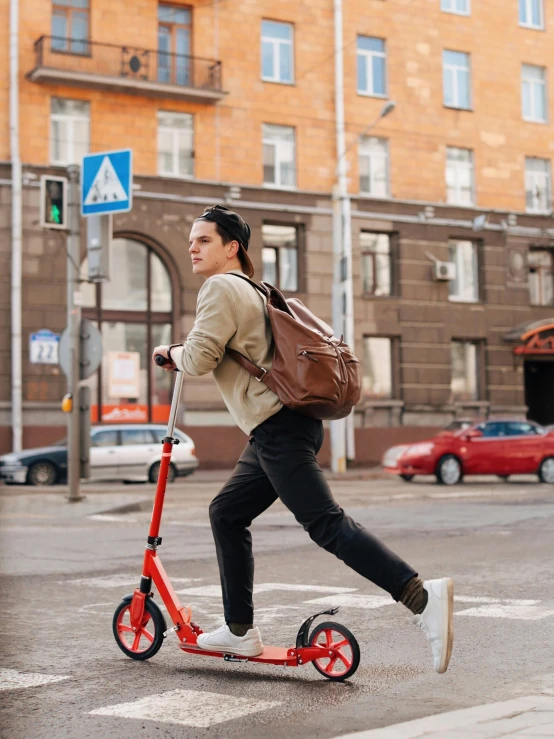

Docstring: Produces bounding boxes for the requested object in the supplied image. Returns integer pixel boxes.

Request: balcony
[27,36,226,103]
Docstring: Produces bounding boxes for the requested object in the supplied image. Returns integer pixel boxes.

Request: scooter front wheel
[113,596,166,661]
[309,621,360,681]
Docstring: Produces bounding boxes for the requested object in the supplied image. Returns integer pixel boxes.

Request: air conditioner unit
[434,261,456,281]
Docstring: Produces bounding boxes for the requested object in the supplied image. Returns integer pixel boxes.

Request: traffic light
[40,175,68,229]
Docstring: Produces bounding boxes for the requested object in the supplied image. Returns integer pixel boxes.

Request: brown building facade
[1,0,553,466]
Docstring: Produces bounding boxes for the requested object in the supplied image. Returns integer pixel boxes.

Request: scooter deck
[179,644,299,666]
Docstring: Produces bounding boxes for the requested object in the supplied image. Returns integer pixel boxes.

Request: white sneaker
[413,578,454,674]
[196,624,264,657]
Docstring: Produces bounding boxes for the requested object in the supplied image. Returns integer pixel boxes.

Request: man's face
[189,220,238,278]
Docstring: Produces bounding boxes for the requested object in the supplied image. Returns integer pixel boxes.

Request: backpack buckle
[255,367,268,382]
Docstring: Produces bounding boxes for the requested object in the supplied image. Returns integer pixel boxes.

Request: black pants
[209,407,417,625]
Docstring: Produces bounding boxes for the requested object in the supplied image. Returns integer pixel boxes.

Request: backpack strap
[223,272,270,382]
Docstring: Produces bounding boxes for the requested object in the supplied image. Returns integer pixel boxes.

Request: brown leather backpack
[225,274,361,421]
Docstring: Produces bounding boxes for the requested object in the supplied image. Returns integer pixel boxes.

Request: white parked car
[0,424,199,486]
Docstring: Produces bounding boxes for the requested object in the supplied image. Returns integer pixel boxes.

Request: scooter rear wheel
[309,621,360,681]
[113,596,166,661]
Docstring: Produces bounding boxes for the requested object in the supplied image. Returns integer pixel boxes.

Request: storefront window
[81,238,174,424]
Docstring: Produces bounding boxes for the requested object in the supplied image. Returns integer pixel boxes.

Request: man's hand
[152,345,177,372]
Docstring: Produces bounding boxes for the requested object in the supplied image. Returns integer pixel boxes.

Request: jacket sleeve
[170,277,238,376]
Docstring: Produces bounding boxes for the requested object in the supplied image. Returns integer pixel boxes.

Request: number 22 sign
[29,330,60,365]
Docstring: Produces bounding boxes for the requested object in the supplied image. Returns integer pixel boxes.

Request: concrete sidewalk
[336,693,554,738]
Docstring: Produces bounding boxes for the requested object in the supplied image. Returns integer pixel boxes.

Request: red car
[382,419,554,485]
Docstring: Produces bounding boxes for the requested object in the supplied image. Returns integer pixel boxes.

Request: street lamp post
[330,95,396,473]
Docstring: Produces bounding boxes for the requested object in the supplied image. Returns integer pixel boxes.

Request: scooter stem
[167,371,185,439]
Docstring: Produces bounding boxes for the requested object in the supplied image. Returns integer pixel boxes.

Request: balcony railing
[28,36,226,103]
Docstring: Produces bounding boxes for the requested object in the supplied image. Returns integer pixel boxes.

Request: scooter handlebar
[154,354,170,367]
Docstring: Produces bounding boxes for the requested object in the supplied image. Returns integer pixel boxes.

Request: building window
[519,0,544,29]
[361,232,391,296]
[157,112,194,178]
[450,341,479,402]
[359,137,389,196]
[525,157,552,214]
[441,0,470,14]
[81,239,174,424]
[522,65,547,122]
[529,249,554,305]
[362,337,393,399]
[158,4,192,85]
[52,0,89,54]
[357,37,386,97]
[50,98,90,166]
[448,240,479,303]
[262,224,299,291]
[263,124,296,188]
[443,50,471,110]
[446,147,474,205]
[261,20,294,84]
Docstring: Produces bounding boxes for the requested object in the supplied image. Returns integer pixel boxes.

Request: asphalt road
[1,474,553,738]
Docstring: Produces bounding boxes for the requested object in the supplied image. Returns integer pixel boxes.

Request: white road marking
[176,582,357,597]
[457,601,554,620]
[64,575,202,588]
[254,605,305,624]
[89,689,281,728]
[304,594,393,610]
[87,514,138,523]
[334,694,554,738]
[0,668,71,691]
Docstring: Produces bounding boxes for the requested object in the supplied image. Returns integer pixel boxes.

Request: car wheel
[148,461,176,484]
[538,457,554,484]
[27,461,58,486]
[436,455,462,486]
[497,475,510,482]
[399,474,414,482]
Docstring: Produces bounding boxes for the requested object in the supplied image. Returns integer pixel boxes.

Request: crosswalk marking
[64,574,202,588]
[175,582,357,597]
[457,601,554,620]
[304,594,393,610]
[0,668,71,691]
[89,689,281,728]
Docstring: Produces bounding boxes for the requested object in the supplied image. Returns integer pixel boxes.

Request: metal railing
[32,36,223,92]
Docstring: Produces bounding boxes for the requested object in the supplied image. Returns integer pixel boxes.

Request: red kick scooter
[112,362,360,681]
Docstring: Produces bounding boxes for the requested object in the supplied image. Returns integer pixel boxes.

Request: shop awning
[504,318,554,355]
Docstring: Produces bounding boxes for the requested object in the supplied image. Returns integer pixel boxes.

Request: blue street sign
[30,329,60,365]
[81,149,133,216]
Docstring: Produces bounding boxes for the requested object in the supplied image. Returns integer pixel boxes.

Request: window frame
[521,64,547,123]
[262,123,297,189]
[356,36,387,98]
[51,0,90,55]
[525,157,552,214]
[441,0,471,16]
[361,335,396,400]
[157,3,192,86]
[49,97,90,166]
[450,339,482,403]
[157,111,194,179]
[443,50,472,110]
[261,222,301,292]
[261,19,295,84]
[448,240,480,304]
[528,248,554,306]
[445,146,475,206]
[360,231,393,297]
[358,137,390,197]
[519,0,544,29]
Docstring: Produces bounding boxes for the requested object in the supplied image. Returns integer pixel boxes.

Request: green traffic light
[50,204,61,224]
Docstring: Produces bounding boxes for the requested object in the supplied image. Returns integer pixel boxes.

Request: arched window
[81,237,174,424]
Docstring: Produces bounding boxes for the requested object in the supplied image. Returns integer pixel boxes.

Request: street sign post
[29,329,60,364]
[81,149,133,216]
[59,318,103,381]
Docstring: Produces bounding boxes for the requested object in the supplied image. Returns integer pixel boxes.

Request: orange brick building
[1,0,553,467]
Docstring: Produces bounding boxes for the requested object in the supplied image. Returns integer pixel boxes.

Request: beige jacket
[170,269,282,435]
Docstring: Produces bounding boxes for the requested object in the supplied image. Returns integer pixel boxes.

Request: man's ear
[227,240,240,259]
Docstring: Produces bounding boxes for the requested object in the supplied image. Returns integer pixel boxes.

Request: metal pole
[342,193,356,462]
[67,164,83,502]
[330,0,347,473]
[9,0,22,453]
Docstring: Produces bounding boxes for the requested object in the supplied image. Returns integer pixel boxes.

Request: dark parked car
[0,424,198,486]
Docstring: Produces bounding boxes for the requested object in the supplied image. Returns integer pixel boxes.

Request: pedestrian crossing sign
[81,149,132,216]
